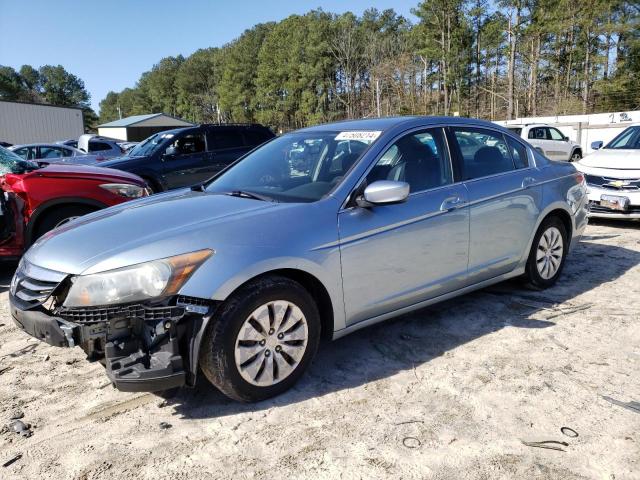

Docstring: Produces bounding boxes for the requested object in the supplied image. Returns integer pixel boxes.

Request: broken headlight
[63,250,213,307]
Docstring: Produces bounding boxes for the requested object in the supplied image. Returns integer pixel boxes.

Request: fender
[26,197,107,246]
[184,255,344,384]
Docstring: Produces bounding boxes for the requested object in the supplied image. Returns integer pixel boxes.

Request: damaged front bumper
[10,294,215,392]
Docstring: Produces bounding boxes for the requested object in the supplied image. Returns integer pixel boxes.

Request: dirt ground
[0,220,639,480]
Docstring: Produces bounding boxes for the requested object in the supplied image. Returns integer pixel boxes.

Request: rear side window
[39,146,65,159]
[13,147,32,160]
[507,127,522,136]
[452,128,514,180]
[529,128,546,140]
[506,137,529,169]
[244,129,272,146]
[211,130,245,150]
[90,142,112,152]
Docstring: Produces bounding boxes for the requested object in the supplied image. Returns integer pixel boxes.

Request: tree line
[2,1,638,133]
[0,64,98,130]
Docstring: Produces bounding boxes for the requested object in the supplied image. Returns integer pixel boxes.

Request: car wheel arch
[187,267,335,386]
[26,197,106,246]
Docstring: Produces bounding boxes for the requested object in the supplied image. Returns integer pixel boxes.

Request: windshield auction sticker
[335,131,382,142]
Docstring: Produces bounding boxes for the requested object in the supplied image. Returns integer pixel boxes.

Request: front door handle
[522,177,536,188]
[440,196,465,211]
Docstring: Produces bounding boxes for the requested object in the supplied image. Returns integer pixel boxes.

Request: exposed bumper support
[9,295,214,392]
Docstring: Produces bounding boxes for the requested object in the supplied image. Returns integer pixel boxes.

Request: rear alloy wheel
[524,216,568,288]
[199,276,320,402]
[570,151,582,162]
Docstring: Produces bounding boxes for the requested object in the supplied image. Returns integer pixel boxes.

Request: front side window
[606,126,640,149]
[167,133,206,155]
[548,128,565,141]
[206,131,377,203]
[365,129,452,193]
[453,128,514,180]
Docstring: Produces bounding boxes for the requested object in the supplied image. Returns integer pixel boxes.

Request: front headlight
[63,249,213,307]
[100,183,147,198]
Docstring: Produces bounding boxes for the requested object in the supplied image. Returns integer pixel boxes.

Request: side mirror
[357,180,410,207]
[563,136,569,141]
[590,141,603,150]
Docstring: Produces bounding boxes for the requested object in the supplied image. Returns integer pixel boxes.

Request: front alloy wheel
[234,301,309,387]
[199,276,320,402]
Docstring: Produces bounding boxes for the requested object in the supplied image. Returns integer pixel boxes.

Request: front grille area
[589,202,640,214]
[57,304,186,324]
[11,262,66,308]
[585,174,640,191]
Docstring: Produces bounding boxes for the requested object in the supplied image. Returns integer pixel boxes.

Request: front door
[338,128,470,326]
[161,130,211,189]
[450,126,542,283]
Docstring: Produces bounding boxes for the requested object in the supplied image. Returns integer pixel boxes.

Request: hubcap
[571,152,581,161]
[234,300,308,387]
[536,226,564,280]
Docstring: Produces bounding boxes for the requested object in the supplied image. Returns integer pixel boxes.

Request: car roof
[296,116,504,134]
[10,143,79,148]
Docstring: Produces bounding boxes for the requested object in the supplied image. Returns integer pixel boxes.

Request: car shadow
[167,238,640,419]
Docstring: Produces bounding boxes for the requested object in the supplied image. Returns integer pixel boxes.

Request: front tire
[33,205,97,241]
[524,216,568,288]
[199,276,321,402]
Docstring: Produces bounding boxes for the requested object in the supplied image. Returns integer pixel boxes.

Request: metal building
[97,113,193,142]
[0,100,84,145]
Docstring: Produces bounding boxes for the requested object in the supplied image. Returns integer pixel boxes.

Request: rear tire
[199,276,321,402]
[33,205,96,241]
[523,216,568,289]
[570,150,582,162]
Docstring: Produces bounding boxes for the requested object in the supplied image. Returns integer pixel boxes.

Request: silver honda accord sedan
[9,117,589,402]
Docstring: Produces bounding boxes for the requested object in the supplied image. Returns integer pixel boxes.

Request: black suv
[99,124,275,192]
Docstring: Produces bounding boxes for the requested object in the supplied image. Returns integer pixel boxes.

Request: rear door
[160,129,211,189]
[207,128,251,174]
[450,126,542,283]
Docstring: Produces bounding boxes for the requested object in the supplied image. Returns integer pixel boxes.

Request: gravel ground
[0,220,639,480]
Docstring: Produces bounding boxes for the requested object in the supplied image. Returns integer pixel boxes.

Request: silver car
[8,143,101,165]
[9,117,588,402]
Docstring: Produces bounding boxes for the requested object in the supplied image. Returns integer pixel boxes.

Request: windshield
[205,130,379,202]
[128,132,175,157]
[0,146,38,174]
[606,126,640,149]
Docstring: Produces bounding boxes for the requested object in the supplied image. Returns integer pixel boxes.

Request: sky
[0,0,419,114]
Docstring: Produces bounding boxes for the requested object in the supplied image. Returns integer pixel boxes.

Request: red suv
[0,146,148,258]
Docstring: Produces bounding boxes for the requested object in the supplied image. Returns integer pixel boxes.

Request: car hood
[24,189,277,275]
[579,149,640,170]
[32,163,146,185]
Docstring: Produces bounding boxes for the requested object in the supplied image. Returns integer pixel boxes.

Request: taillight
[575,172,585,185]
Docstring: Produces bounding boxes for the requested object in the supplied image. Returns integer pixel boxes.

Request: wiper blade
[224,190,277,202]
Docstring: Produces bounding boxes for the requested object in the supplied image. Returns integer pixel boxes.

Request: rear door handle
[440,196,465,211]
[522,177,536,188]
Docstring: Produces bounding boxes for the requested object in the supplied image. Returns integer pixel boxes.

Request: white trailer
[495,110,640,155]
[0,100,84,145]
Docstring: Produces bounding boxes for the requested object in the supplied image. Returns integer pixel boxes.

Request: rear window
[244,129,273,146]
[211,130,245,150]
[90,142,112,152]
